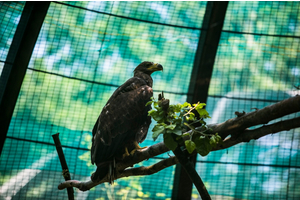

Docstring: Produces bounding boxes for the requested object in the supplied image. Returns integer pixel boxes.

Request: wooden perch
[52,133,74,200]
[214,116,300,150]
[58,141,171,191]
[172,146,211,200]
[208,95,300,140]
[57,95,300,192]
[58,156,179,191]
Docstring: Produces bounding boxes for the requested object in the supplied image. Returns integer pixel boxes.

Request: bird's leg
[122,146,130,159]
[130,141,147,155]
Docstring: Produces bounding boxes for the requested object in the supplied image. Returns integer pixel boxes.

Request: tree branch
[209,95,300,139]
[214,116,300,150]
[57,95,300,191]
[120,156,178,177]
[58,156,178,191]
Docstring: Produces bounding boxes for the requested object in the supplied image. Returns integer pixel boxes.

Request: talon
[130,141,147,155]
[122,147,130,159]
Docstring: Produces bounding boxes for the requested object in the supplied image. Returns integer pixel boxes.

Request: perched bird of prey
[91,61,163,183]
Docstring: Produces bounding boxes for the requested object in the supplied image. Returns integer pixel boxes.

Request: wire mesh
[0,1,300,200]
[0,1,206,200]
[193,1,300,200]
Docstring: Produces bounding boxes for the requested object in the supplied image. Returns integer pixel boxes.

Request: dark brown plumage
[91,61,163,182]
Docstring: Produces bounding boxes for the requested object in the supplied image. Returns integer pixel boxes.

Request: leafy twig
[183,102,199,116]
[148,94,214,199]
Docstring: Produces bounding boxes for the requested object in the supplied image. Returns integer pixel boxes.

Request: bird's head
[134,61,163,75]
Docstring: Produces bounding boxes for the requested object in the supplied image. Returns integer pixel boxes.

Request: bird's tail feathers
[108,158,116,184]
[91,158,116,184]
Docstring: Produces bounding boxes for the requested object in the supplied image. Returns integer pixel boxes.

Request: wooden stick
[172,144,211,200]
[52,133,75,200]
[158,93,211,199]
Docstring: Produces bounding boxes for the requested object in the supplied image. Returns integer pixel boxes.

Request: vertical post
[172,2,229,200]
[52,133,75,200]
[0,2,50,154]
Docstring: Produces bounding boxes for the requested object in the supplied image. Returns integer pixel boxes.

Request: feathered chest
[97,76,153,144]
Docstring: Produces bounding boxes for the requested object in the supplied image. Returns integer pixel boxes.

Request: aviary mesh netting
[0,1,299,200]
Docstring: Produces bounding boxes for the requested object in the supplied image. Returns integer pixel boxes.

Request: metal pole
[0,2,50,154]
[172,2,229,199]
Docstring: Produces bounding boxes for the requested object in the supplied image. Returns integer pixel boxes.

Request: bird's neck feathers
[134,71,153,87]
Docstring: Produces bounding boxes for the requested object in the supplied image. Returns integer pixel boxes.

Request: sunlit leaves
[165,124,176,131]
[192,133,223,156]
[194,136,211,156]
[148,98,221,157]
[152,124,165,141]
[196,109,210,119]
[148,109,164,122]
[185,140,196,154]
[210,133,223,148]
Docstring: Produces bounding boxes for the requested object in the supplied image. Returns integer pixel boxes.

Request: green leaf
[148,109,156,116]
[210,133,222,148]
[194,136,212,156]
[145,100,153,106]
[184,122,195,130]
[210,135,217,147]
[152,125,165,141]
[171,104,182,113]
[182,102,191,108]
[159,110,165,116]
[185,112,195,121]
[165,124,176,130]
[148,107,164,122]
[194,103,206,109]
[173,118,182,125]
[196,108,210,118]
[172,126,182,135]
[185,140,196,154]
[163,133,178,151]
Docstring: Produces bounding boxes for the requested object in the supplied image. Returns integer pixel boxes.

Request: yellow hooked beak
[148,63,163,72]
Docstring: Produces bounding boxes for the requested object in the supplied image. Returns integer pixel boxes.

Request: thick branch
[116,141,170,171]
[58,156,178,191]
[210,95,300,139]
[214,116,300,150]
[120,156,178,177]
[57,96,300,191]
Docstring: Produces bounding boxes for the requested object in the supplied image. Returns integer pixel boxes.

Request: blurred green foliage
[0,1,300,199]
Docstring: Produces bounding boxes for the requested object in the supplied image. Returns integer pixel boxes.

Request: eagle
[91,61,163,183]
